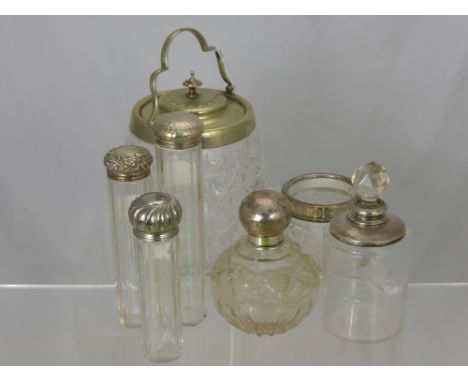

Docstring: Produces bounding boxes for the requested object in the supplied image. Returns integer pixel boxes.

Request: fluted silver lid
[239,190,292,247]
[151,111,203,149]
[128,192,182,242]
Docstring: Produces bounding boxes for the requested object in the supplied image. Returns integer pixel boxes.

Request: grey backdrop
[1,16,467,284]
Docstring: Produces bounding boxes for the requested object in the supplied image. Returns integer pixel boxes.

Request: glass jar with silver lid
[322,162,410,342]
[127,28,263,271]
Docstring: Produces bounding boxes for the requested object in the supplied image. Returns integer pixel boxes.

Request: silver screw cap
[128,192,182,242]
[151,111,203,149]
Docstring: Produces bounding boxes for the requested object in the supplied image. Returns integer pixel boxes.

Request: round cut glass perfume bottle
[128,28,263,270]
[103,145,153,327]
[322,162,410,342]
[282,173,355,267]
[128,192,183,362]
[211,190,320,336]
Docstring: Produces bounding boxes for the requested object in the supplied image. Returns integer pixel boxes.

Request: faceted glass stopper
[351,162,389,201]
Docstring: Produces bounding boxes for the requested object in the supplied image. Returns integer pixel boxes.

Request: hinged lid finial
[103,145,152,181]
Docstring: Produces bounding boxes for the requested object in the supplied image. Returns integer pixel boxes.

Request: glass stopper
[351,162,389,202]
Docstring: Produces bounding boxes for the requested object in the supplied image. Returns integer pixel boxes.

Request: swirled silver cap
[104,145,152,181]
[128,192,182,242]
[239,190,292,247]
[151,111,203,149]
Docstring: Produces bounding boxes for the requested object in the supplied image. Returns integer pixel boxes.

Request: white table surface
[1,283,466,365]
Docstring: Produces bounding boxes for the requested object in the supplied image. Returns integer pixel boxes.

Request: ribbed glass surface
[135,237,182,362]
[107,176,152,327]
[156,144,207,325]
[322,231,410,342]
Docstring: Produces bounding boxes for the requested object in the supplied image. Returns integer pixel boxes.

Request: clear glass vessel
[128,28,263,271]
[152,112,207,326]
[322,233,410,342]
[129,192,183,362]
[322,162,410,342]
[104,145,153,327]
[282,174,355,267]
[128,129,262,272]
[211,190,320,336]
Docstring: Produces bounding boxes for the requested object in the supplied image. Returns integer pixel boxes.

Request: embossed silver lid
[329,162,406,247]
[128,192,182,242]
[239,190,292,247]
[104,145,152,181]
[151,111,203,149]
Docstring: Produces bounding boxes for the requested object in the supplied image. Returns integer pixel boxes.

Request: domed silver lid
[104,145,152,181]
[239,190,291,247]
[128,192,182,242]
[329,162,406,247]
[151,111,203,149]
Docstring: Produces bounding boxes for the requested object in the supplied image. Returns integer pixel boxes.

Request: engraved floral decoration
[104,145,152,180]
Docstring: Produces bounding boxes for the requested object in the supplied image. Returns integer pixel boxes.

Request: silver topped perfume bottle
[211,190,320,336]
[152,112,207,326]
[103,145,153,327]
[129,192,183,362]
[322,162,410,342]
[282,173,355,267]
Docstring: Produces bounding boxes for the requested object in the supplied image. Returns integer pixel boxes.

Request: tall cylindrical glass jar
[128,192,183,362]
[128,28,263,271]
[322,162,410,342]
[103,145,153,327]
[152,112,207,326]
[282,174,355,268]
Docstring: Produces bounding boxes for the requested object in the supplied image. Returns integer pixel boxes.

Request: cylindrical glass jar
[129,192,183,362]
[103,145,153,327]
[322,162,410,342]
[128,28,263,271]
[152,112,207,326]
[282,174,355,267]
